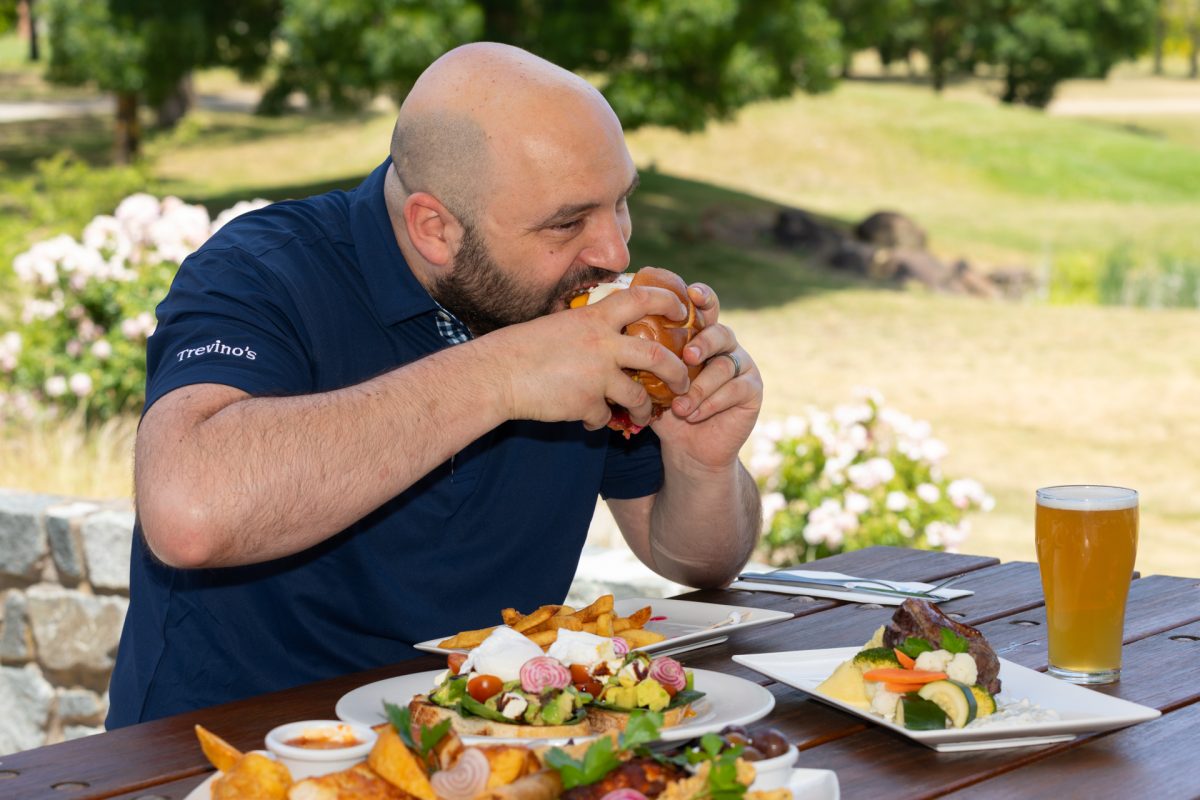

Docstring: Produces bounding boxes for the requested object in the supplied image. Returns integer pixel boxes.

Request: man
[106,42,763,728]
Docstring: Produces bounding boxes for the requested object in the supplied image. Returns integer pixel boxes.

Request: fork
[737,572,968,599]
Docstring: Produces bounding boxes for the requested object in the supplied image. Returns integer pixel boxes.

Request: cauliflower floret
[946,652,978,685]
[914,649,954,673]
[869,687,902,721]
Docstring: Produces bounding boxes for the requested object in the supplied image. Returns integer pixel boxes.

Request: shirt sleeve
[599,426,664,500]
[143,246,314,413]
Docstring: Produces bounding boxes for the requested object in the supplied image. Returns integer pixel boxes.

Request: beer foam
[1036,485,1138,511]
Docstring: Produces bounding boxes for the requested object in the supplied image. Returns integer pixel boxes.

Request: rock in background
[773,207,1034,298]
[0,490,132,755]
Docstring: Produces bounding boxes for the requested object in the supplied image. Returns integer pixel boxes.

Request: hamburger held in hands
[569,267,705,437]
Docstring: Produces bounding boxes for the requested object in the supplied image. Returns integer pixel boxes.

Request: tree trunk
[1153,0,1166,76]
[1191,2,1200,79]
[155,73,195,129]
[18,0,39,62]
[113,91,141,164]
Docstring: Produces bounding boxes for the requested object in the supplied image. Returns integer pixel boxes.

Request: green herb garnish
[384,702,451,758]
[899,636,935,658]
[545,709,663,789]
[941,628,970,654]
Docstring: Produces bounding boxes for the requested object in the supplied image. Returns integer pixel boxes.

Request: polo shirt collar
[350,158,438,326]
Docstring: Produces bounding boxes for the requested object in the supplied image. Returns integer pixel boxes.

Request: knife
[736,572,937,599]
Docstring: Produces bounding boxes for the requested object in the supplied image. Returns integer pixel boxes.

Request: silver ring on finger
[710,351,742,378]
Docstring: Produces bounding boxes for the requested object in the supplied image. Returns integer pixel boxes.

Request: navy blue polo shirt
[106,159,664,728]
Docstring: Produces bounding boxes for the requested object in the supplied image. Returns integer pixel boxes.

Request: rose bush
[750,391,993,565]
[1,194,268,423]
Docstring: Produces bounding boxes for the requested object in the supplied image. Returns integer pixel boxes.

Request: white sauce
[966,697,1060,729]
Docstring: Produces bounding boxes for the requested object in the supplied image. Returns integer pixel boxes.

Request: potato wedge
[525,629,559,648]
[625,605,653,628]
[368,724,437,800]
[195,724,242,774]
[595,612,613,637]
[479,745,541,788]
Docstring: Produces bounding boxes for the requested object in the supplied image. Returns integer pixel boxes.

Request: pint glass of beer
[1035,485,1138,684]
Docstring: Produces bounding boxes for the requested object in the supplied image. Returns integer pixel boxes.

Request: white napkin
[730,569,974,606]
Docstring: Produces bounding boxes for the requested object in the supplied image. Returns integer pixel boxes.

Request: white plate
[733,647,1161,752]
[183,756,835,800]
[335,668,775,746]
[413,598,793,658]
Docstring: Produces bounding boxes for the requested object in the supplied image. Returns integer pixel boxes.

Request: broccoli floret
[852,646,901,670]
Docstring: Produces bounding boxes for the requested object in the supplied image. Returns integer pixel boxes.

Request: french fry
[438,624,498,650]
[580,622,598,634]
[501,608,522,626]
[595,612,614,637]
[512,605,558,633]
[526,629,559,648]
[574,594,615,623]
[554,605,576,616]
[619,628,667,648]
[195,724,242,773]
[546,615,584,632]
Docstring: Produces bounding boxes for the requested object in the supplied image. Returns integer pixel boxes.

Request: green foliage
[979,0,1157,107]
[265,0,842,133]
[752,394,992,565]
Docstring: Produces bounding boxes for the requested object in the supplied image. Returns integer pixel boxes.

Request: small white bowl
[748,743,799,791]
[264,719,377,780]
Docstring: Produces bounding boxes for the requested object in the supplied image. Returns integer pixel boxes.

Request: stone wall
[0,490,133,756]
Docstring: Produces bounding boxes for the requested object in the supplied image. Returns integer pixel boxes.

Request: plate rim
[732,646,1161,748]
[334,666,775,743]
[412,597,794,657]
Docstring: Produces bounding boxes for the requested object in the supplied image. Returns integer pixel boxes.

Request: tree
[267,0,843,134]
[42,0,281,163]
[823,0,914,77]
[974,0,1156,107]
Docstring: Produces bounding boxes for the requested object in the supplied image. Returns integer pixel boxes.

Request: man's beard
[430,223,616,336]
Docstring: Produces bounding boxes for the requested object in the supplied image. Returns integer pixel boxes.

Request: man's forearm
[136,336,512,568]
[646,455,761,588]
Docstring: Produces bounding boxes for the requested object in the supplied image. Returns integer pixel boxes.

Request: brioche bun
[572,267,705,436]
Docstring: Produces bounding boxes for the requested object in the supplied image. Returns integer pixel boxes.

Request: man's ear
[402,191,464,268]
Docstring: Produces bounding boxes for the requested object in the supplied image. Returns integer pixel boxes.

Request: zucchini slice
[917,680,978,728]
[970,685,997,718]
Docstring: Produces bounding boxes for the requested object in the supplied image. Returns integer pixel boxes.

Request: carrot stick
[884,682,923,694]
[863,668,946,685]
[894,648,916,670]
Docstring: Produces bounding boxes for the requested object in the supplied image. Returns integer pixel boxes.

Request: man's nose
[582,212,631,273]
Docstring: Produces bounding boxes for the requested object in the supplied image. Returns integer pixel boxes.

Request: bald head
[390,43,622,227]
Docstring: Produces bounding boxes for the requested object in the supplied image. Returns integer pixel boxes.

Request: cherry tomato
[447,652,468,675]
[467,674,503,703]
[581,679,604,698]
[663,682,679,698]
[569,664,591,685]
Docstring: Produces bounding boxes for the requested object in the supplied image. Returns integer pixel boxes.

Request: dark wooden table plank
[1,549,1191,800]
[942,700,1200,800]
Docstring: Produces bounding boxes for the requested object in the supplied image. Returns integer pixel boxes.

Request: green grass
[625,81,1200,267]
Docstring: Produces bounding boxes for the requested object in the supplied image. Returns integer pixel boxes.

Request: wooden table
[4,546,1199,799]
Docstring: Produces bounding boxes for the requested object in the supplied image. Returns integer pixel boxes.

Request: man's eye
[552,219,583,232]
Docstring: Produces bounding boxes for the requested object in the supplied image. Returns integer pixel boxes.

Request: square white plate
[414,597,793,658]
[733,647,1161,752]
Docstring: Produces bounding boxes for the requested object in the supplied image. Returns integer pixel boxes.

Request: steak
[882,598,1002,695]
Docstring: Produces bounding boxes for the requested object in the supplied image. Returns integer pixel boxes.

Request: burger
[569,267,705,437]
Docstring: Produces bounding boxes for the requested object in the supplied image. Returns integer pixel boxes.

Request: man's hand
[651,282,763,467]
[484,284,692,431]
